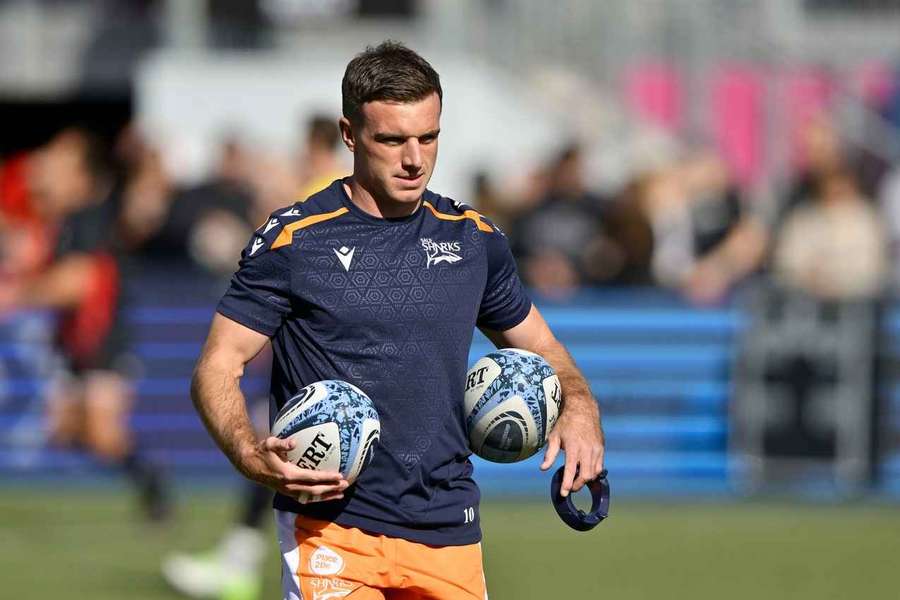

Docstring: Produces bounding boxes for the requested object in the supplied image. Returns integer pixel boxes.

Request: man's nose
[401,139,422,171]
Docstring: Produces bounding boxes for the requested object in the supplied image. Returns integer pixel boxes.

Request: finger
[297,492,344,504]
[577,448,599,484]
[281,466,345,484]
[590,447,604,479]
[264,436,295,453]
[540,434,561,471]
[284,478,349,494]
[285,482,348,498]
[560,448,579,497]
[312,491,345,503]
[570,450,590,493]
[594,447,605,477]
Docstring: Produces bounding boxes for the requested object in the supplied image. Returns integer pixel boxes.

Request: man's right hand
[240,436,348,503]
[191,315,349,503]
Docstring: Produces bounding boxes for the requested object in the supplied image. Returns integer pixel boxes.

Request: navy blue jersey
[217,179,531,545]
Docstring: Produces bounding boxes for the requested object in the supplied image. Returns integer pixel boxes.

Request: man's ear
[339,117,355,153]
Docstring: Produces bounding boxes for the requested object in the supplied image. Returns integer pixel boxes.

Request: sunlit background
[2,1,900,599]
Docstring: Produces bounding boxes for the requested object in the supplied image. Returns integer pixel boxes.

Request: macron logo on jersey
[420,238,462,268]
[333,246,355,271]
[262,218,280,234]
[249,236,265,256]
[248,207,306,257]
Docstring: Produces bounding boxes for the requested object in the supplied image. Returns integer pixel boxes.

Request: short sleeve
[477,225,532,331]
[216,213,294,337]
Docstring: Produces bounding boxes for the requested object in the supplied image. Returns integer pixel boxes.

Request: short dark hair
[341,40,442,123]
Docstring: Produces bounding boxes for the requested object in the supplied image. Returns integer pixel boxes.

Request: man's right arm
[191,313,348,501]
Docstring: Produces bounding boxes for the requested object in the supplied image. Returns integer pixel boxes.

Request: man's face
[341,92,441,207]
[30,133,93,215]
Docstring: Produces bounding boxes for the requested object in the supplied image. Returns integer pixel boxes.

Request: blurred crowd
[0,114,346,301]
[1,106,900,308]
[0,114,350,526]
[483,112,899,305]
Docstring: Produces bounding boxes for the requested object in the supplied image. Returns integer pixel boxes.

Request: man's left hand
[540,401,604,497]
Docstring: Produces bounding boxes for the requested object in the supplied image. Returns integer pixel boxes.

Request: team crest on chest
[420,237,462,268]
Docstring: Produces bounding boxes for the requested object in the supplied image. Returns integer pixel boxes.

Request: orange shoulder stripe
[422,201,493,233]
[270,207,349,249]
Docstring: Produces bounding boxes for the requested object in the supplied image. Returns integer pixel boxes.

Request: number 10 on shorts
[463,507,475,523]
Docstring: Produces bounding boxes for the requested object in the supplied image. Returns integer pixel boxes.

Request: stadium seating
[2,271,898,497]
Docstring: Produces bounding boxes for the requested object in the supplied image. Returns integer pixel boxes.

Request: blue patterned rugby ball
[271,380,380,495]
[464,348,561,463]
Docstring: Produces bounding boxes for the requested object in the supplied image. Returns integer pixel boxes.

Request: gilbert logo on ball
[271,380,380,498]
[464,348,561,463]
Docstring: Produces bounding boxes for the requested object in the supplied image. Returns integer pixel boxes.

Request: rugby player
[192,41,604,599]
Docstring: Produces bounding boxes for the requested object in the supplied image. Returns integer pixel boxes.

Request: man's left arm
[481,305,604,497]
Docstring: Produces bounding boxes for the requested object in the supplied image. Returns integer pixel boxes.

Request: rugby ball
[271,380,380,494]
[464,348,561,463]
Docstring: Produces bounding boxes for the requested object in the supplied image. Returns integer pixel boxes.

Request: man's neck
[344,177,421,219]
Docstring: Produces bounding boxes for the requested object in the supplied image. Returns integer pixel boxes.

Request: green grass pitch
[0,488,897,599]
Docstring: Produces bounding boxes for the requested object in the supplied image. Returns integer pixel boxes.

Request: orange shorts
[275,510,488,600]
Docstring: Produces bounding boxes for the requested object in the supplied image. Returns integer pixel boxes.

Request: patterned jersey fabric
[217,178,531,545]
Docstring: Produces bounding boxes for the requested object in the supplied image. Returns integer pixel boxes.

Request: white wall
[135,47,561,203]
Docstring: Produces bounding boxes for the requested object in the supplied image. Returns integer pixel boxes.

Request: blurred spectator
[244,151,299,227]
[774,167,886,300]
[469,170,521,235]
[510,143,613,298]
[603,149,767,304]
[117,125,173,250]
[782,114,847,223]
[783,112,889,217]
[879,161,900,293]
[132,134,255,278]
[295,113,347,199]
[602,174,656,285]
[0,149,59,282]
[245,114,346,225]
[127,114,346,282]
[636,162,694,290]
[677,149,768,305]
[1,127,172,521]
